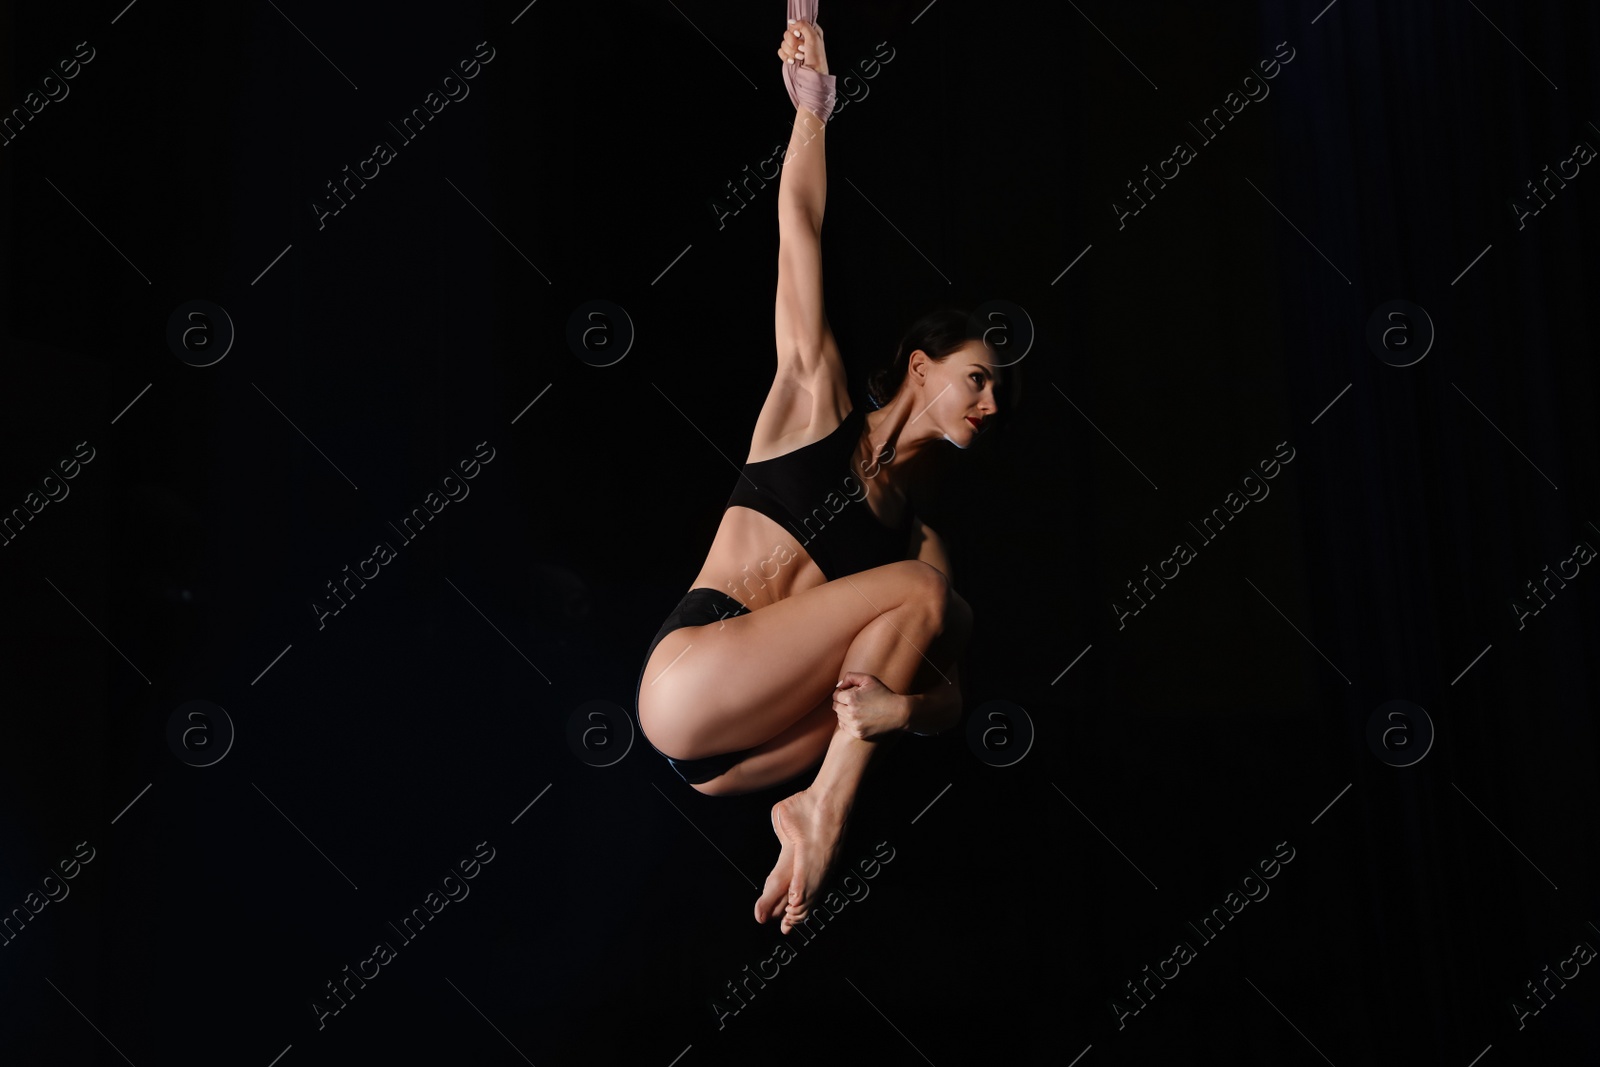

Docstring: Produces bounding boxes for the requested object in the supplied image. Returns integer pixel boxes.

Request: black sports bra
[724,398,912,582]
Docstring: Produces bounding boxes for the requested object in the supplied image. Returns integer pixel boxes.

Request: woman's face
[910,341,1001,448]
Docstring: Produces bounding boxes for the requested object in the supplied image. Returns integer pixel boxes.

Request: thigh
[695,613,969,796]
[689,698,836,796]
[638,559,948,760]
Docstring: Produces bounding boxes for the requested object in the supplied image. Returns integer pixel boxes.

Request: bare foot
[771,788,848,934]
[754,806,793,925]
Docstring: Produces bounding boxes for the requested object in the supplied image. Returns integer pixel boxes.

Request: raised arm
[773,19,842,383]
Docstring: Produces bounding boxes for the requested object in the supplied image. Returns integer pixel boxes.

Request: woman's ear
[908,348,927,384]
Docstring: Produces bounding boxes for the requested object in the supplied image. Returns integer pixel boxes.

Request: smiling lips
[966,416,982,429]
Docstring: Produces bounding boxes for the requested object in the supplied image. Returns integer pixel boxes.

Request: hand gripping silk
[782,0,837,123]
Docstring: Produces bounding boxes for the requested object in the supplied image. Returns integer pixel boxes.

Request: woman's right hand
[833,671,908,740]
[776,19,828,76]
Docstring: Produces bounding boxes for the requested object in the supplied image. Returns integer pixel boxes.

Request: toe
[757,807,793,923]
[756,853,790,923]
[755,878,784,923]
[782,823,809,908]
[788,860,807,911]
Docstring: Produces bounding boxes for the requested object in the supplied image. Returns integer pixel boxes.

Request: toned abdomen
[687,506,827,610]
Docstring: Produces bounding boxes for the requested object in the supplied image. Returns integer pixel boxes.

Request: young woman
[635,11,1009,935]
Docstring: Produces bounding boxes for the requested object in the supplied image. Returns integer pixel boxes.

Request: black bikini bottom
[636,587,757,785]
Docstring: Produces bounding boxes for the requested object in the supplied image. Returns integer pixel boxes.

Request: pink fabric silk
[782,0,837,123]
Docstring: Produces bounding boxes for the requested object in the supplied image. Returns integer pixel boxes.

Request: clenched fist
[777,19,829,76]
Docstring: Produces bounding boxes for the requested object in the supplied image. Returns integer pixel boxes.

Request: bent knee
[893,558,951,609]
[892,561,972,641]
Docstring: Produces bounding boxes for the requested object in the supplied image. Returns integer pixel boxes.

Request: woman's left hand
[833,671,907,741]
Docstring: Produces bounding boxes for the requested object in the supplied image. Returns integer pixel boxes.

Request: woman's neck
[861,395,945,503]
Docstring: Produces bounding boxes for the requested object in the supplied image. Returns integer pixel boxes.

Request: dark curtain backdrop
[2,1,1596,1064]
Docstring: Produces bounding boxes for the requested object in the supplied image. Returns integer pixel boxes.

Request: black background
[2,1,1597,1064]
